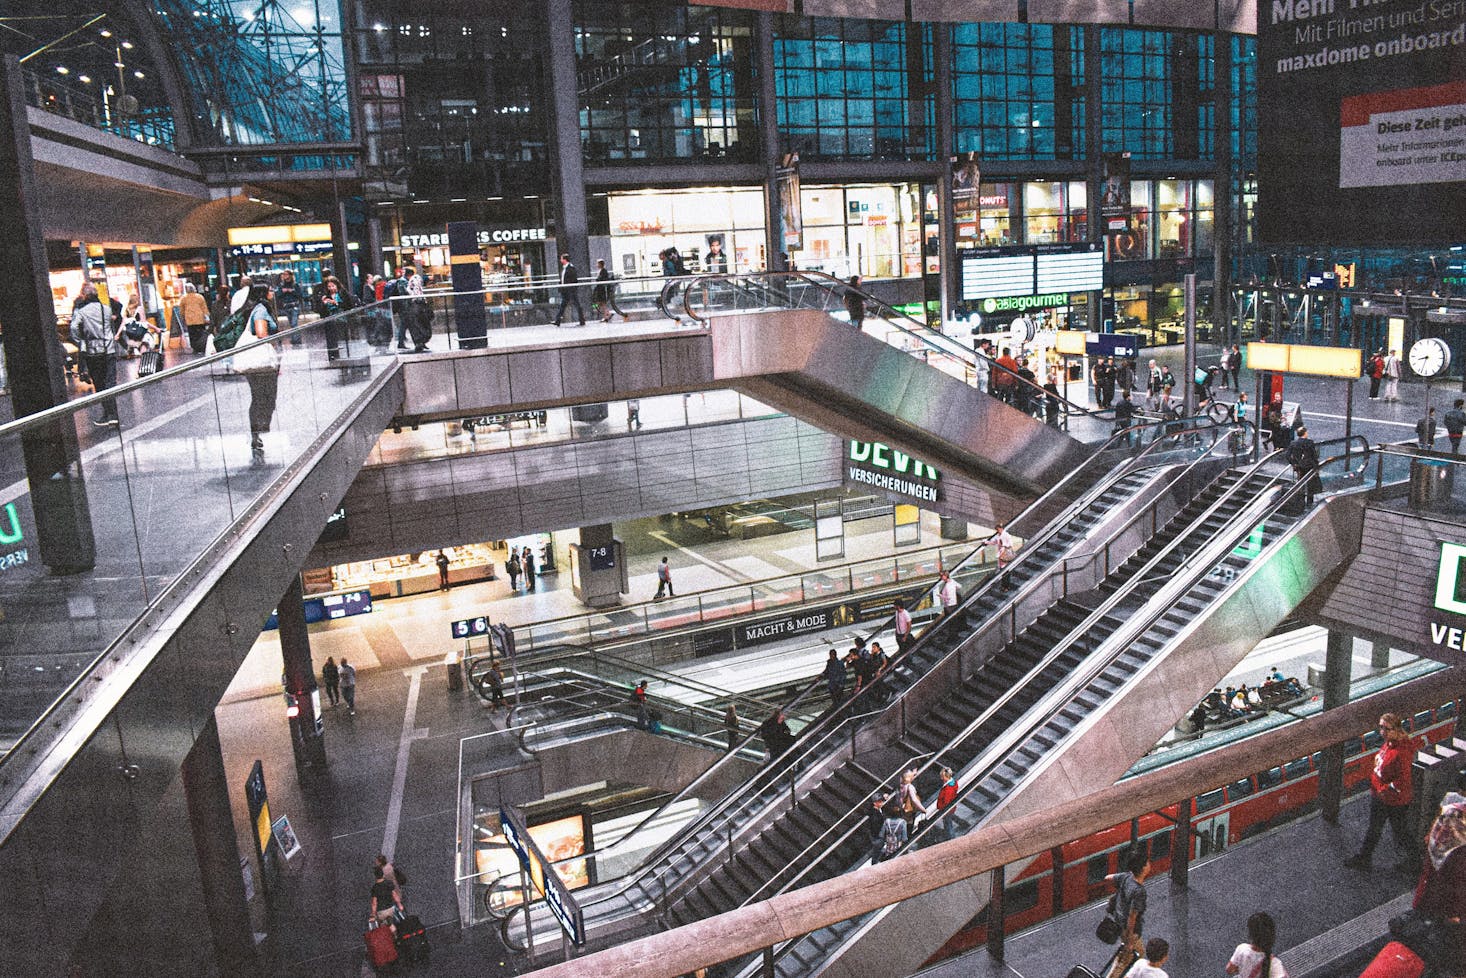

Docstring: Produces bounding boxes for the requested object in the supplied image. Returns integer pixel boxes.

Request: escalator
[746,439,1369,978]
[651,457,1278,930]
[507,420,1248,949]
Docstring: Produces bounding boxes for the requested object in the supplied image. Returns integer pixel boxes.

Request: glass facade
[951,24,1084,161]
[154,0,351,146]
[774,18,934,161]
[1099,29,1214,160]
[576,4,757,163]
[354,2,551,199]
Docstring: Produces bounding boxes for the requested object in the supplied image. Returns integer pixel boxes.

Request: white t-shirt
[1229,944,1287,978]
[1129,963,1168,978]
[939,578,958,608]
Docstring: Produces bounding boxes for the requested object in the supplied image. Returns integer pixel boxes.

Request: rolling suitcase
[395,913,430,967]
[1359,941,1425,978]
[364,919,398,970]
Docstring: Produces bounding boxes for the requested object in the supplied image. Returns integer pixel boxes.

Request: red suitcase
[1359,941,1425,978]
[365,919,399,970]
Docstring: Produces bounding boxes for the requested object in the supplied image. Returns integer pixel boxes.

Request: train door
[1193,789,1229,859]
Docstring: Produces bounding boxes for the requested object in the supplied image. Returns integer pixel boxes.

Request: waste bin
[1410,456,1455,509]
[447,656,463,692]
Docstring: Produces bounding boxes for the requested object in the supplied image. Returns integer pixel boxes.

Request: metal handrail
[548,417,1236,920]
[750,439,1374,974]
[726,429,1265,912]
[680,269,1111,424]
[512,648,782,718]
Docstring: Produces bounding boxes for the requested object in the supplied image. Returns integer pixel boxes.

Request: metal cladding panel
[402,357,459,415]
[909,0,1020,22]
[559,345,617,401]
[506,349,567,405]
[1314,506,1466,662]
[1131,0,1217,28]
[798,0,905,20]
[1025,0,1134,24]
[610,340,666,392]
[453,354,511,409]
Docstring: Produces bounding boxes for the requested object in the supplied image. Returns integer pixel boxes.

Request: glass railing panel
[0,308,394,775]
[894,550,943,580]
[644,594,707,630]
[750,579,802,613]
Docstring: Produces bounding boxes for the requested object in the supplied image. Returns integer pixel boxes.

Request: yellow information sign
[1244,342,1361,379]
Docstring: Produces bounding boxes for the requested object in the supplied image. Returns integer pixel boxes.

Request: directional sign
[451,616,490,640]
[500,805,584,945]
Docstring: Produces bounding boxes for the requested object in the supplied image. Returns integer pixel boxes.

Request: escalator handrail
[509,670,761,731]
[885,436,1376,855]
[729,431,1277,914]
[589,420,1241,909]
[509,643,785,716]
[679,269,1114,424]
[553,417,1243,918]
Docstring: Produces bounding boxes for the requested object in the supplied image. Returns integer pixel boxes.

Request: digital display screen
[1036,249,1103,293]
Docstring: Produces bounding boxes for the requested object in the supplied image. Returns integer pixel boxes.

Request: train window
[1005,879,1040,916]
[1441,701,1456,720]
[1363,731,1383,750]
[1196,789,1225,814]
[1312,751,1323,767]
[1087,854,1110,885]
[1256,767,1284,789]
[1284,758,1310,780]
[1416,711,1433,730]
[1150,829,1172,856]
[1230,778,1255,799]
[1345,737,1364,757]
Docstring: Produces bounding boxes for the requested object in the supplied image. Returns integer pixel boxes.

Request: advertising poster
[1257,0,1466,244]
[1100,153,1132,231]
[777,152,803,251]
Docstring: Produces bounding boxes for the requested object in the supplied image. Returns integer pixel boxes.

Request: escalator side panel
[995,493,1365,824]
[708,310,1091,497]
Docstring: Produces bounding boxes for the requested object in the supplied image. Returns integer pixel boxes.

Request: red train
[927,701,1460,963]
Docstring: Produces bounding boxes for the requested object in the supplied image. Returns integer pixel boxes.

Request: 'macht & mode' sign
[847,441,941,503]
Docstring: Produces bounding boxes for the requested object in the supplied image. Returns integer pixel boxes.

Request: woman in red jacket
[1346,713,1419,871]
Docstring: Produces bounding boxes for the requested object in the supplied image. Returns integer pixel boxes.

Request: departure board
[1036,248,1103,293]
[960,244,1104,302]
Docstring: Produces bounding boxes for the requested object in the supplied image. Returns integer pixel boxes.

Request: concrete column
[183,716,263,977]
[365,215,384,283]
[1371,641,1391,670]
[1213,28,1234,342]
[571,523,625,609]
[278,576,327,774]
[0,55,95,574]
[933,24,955,321]
[755,12,781,271]
[1318,630,1353,823]
[545,0,589,268]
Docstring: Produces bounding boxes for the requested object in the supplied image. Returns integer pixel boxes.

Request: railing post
[986,863,1006,960]
[763,945,776,978]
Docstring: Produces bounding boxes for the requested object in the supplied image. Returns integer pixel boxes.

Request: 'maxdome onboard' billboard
[1256,0,1466,245]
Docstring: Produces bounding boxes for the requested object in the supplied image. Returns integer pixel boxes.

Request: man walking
[339,658,357,715]
[1446,399,1466,454]
[1383,349,1402,402]
[436,550,451,591]
[1417,408,1438,449]
[592,259,627,322]
[893,597,914,653]
[179,282,212,354]
[654,556,674,599]
[553,253,586,326]
[69,284,120,426]
[1346,712,1419,871]
[1287,426,1321,507]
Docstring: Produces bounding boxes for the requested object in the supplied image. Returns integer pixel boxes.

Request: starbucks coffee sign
[846,441,940,503]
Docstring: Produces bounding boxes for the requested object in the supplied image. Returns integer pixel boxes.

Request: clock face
[1409,338,1451,378]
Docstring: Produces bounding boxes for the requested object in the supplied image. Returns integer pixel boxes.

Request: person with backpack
[69,284,121,426]
[387,267,411,350]
[506,550,522,592]
[235,282,282,463]
[876,800,908,862]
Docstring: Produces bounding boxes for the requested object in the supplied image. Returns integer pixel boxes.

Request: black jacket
[559,261,580,294]
[1287,436,1319,472]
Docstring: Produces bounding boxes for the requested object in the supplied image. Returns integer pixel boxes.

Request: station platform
[919,790,1418,978]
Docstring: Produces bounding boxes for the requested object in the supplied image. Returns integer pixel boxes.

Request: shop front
[394,225,552,291]
[307,532,566,599]
[597,182,927,283]
[45,241,217,338]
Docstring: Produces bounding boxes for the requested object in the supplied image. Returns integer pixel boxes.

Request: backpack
[213,306,253,352]
[881,819,904,857]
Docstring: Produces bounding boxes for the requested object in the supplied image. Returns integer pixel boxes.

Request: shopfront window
[1023,181,1088,244]
[775,18,933,161]
[951,23,1084,161]
[606,187,766,278]
[791,184,923,279]
[576,4,756,163]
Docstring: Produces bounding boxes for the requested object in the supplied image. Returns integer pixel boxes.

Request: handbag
[231,323,279,374]
[1095,892,1122,943]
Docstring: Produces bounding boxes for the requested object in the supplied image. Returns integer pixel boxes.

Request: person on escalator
[844,275,866,331]
[1113,391,1138,446]
[980,524,1017,588]
[877,801,908,862]
[993,347,1020,404]
[1286,427,1321,508]
[823,648,847,703]
[629,680,650,730]
[897,768,929,833]
[893,598,914,653]
[937,571,960,616]
[759,710,795,763]
[934,767,959,842]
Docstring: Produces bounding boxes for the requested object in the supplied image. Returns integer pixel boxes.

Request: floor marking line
[382,665,429,859]
[1308,411,1416,429]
